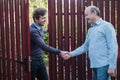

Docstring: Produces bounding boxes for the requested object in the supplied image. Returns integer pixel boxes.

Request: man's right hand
[60,51,71,60]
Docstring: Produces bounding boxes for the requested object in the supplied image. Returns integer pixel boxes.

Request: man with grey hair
[65,6,118,80]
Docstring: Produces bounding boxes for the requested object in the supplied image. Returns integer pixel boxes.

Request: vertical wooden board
[9,0,15,79]
[57,0,64,79]
[48,0,57,80]
[99,0,104,19]
[117,0,120,80]
[48,0,53,79]
[15,0,22,79]
[0,0,3,79]
[0,0,6,79]
[20,0,30,79]
[77,0,84,80]
[105,0,109,21]
[93,0,97,6]
[86,0,91,6]
[82,1,86,79]
[6,0,12,79]
[70,0,76,80]
[111,0,115,26]
[24,0,31,79]
[64,0,70,80]
[4,0,10,79]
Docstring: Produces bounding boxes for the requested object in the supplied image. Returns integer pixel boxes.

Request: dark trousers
[31,59,48,80]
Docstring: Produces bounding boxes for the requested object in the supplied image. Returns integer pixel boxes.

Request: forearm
[70,44,88,57]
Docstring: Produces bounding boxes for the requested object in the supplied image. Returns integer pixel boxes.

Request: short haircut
[32,8,47,21]
[90,6,100,16]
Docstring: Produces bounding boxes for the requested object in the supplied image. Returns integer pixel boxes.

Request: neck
[93,16,100,24]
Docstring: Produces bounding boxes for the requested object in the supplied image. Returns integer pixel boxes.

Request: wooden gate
[0,0,30,80]
[48,0,120,80]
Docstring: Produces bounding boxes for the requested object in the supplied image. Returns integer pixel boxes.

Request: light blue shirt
[71,18,118,69]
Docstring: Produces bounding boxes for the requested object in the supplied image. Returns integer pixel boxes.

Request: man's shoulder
[30,27,39,37]
[101,20,115,31]
[102,20,112,26]
[30,24,37,32]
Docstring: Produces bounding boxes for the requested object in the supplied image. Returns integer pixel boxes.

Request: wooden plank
[117,0,120,80]
[23,0,31,79]
[0,0,1,78]
[105,0,109,21]
[77,0,84,80]
[99,0,104,19]
[6,0,11,78]
[0,0,4,79]
[82,0,88,80]
[48,0,53,79]
[93,0,97,6]
[20,0,30,79]
[70,0,76,80]
[0,0,6,79]
[111,0,115,26]
[64,0,70,79]
[48,0,54,79]
[4,0,11,79]
[15,0,22,79]
[57,0,64,79]
[9,0,16,79]
[86,0,91,6]
[48,0,57,80]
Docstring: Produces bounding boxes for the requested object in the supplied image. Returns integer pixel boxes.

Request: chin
[87,21,91,23]
[39,24,44,26]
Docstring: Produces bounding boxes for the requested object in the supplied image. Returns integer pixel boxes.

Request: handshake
[59,51,72,60]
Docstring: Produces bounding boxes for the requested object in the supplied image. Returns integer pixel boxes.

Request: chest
[88,26,106,41]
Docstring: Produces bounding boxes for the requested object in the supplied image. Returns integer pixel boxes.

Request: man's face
[84,8,96,24]
[35,15,46,26]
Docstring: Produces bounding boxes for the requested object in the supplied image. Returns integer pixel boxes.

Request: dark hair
[90,6,100,16]
[32,8,47,21]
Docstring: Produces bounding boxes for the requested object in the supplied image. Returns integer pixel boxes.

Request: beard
[38,23,44,26]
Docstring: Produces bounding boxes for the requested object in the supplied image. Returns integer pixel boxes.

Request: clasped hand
[59,51,71,60]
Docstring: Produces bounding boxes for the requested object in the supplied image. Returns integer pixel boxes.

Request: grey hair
[90,6,100,16]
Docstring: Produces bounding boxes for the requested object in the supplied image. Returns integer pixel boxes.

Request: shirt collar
[33,22,42,30]
[90,18,102,27]
[95,18,102,25]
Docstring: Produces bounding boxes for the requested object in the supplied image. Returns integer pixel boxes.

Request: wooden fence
[0,0,30,80]
[0,0,120,80]
[48,0,120,80]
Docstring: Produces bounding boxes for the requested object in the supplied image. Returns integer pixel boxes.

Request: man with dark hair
[30,8,68,80]
[65,6,118,80]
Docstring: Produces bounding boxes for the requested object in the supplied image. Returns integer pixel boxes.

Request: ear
[35,18,39,23]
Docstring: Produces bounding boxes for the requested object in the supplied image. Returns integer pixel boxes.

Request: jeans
[92,65,110,80]
[31,59,48,80]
